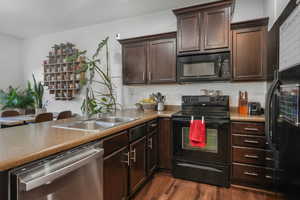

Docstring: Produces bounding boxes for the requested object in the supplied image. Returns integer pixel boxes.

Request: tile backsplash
[123,82,267,108]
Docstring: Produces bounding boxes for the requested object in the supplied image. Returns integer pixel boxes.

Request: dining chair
[1,110,20,117]
[35,113,53,123]
[57,111,72,120]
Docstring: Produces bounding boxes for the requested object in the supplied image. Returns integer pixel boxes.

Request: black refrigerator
[266,67,300,199]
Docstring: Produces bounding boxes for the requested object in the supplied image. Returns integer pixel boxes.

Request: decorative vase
[35,108,47,115]
[157,102,165,111]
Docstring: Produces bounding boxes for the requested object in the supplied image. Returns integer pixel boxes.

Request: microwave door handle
[19,148,104,192]
[265,70,280,150]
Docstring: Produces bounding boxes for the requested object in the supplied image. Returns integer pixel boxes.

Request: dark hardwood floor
[133,173,284,200]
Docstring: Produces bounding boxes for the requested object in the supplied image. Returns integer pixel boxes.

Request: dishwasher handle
[19,147,104,192]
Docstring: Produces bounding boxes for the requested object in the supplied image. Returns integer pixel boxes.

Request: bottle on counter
[238,91,248,115]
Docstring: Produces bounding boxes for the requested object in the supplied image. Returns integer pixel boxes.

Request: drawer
[147,120,158,133]
[232,163,273,188]
[103,131,128,157]
[129,124,147,142]
[233,147,273,167]
[232,122,265,136]
[232,134,267,149]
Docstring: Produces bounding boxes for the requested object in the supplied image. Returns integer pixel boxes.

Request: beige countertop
[230,108,265,122]
[0,109,177,171]
[0,108,265,171]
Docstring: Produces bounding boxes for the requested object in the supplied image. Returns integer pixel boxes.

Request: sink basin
[53,116,138,132]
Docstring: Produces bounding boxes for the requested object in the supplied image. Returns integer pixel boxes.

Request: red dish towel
[189,120,206,148]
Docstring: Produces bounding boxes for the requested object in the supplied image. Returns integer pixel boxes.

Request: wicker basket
[141,103,156,112]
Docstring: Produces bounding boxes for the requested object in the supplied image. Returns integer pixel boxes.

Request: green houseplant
[32,73,45,114]
[67,37,117,116]
[0,85,35,113]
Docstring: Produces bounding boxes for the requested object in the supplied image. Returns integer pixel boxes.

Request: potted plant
[32,74,46,114]
[0,85,35,114]
[66,37,117,116]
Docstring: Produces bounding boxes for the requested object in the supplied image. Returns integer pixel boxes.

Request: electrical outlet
[116,34,121,40]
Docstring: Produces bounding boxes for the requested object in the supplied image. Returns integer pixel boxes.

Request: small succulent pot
[157,102,165,111]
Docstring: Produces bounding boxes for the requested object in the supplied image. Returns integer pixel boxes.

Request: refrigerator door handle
[265,70,280,150]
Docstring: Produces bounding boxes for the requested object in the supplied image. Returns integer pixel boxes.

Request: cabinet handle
[150,123,157,128]
[244,172,258,177]
[142,72,145,81]
[148,138,153,149]
[148,72,152,81]
[130,148,136,163]
[244,127,259,132]
[265,157,273,161]
[121,152,130,166]
[244,154,259,159]
[265,175,273,179]
[244,140,259,144]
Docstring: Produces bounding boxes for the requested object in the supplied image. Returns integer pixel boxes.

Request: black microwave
[177,53,231,82]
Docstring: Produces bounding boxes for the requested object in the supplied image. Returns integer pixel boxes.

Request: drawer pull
[265,157,273,161]
[244,140,259,144]
[244,127,259,132]
[150,123,158,128]
[244,154,259,159]
[265,175,273,179]
[244,172,258,177]
[130,148,136,163]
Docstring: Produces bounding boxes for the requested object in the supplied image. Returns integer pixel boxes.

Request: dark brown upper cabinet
[148,38,177,83]
[173,1,232,55]
[119,32,177,85]
[177,12,201,53]
[202,6,230,51]
[122,42,147,84]
[231,18,269,81]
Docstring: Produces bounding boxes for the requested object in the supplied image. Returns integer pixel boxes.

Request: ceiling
[0,0,217,39]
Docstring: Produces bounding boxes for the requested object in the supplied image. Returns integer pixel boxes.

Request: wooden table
[0,113,59,126]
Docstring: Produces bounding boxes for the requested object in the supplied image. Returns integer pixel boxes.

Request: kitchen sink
[52,116,138,132]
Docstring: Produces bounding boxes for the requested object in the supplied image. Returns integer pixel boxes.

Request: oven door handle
[18,147,104,192]
[172,118,229,125]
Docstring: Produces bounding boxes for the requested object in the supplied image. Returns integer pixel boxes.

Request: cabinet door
[158,118,172,170]
[148,38,177,83]
[122,42,147,84]
[104,147,129,200]
[177,12,201,53]
[232,26,267,81]
[202,6,230,51]
[129,136,147,194]
[147,132,159,175]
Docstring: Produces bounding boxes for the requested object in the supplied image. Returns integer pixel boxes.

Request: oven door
[177,53,230,82]
[172,117,230,165]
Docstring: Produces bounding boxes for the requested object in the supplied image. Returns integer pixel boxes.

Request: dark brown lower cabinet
[147,131,158,175]
[158,118,172,170]
[129,136,147,194]
[104,147,129,200]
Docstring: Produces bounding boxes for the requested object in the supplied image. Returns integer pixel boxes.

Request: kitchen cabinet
[122,42,147,84]
[231,18,269,81]
[119,32,177,85]
[0,171,8,200]
[231,121,274,190]
[129,136,147,194]
[104,147,129,200]
[174,1,231,55]
[177,12,201,53]
[147,132,158,175]
[158,118,172,170]
[148,38,177,83]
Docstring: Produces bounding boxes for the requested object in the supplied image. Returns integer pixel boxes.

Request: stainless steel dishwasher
[9,141,104,200]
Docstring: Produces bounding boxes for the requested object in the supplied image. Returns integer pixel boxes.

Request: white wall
[264,0,290,29]
[0,33,23,89]
[21,1,268,114]
[232,0,266,23]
